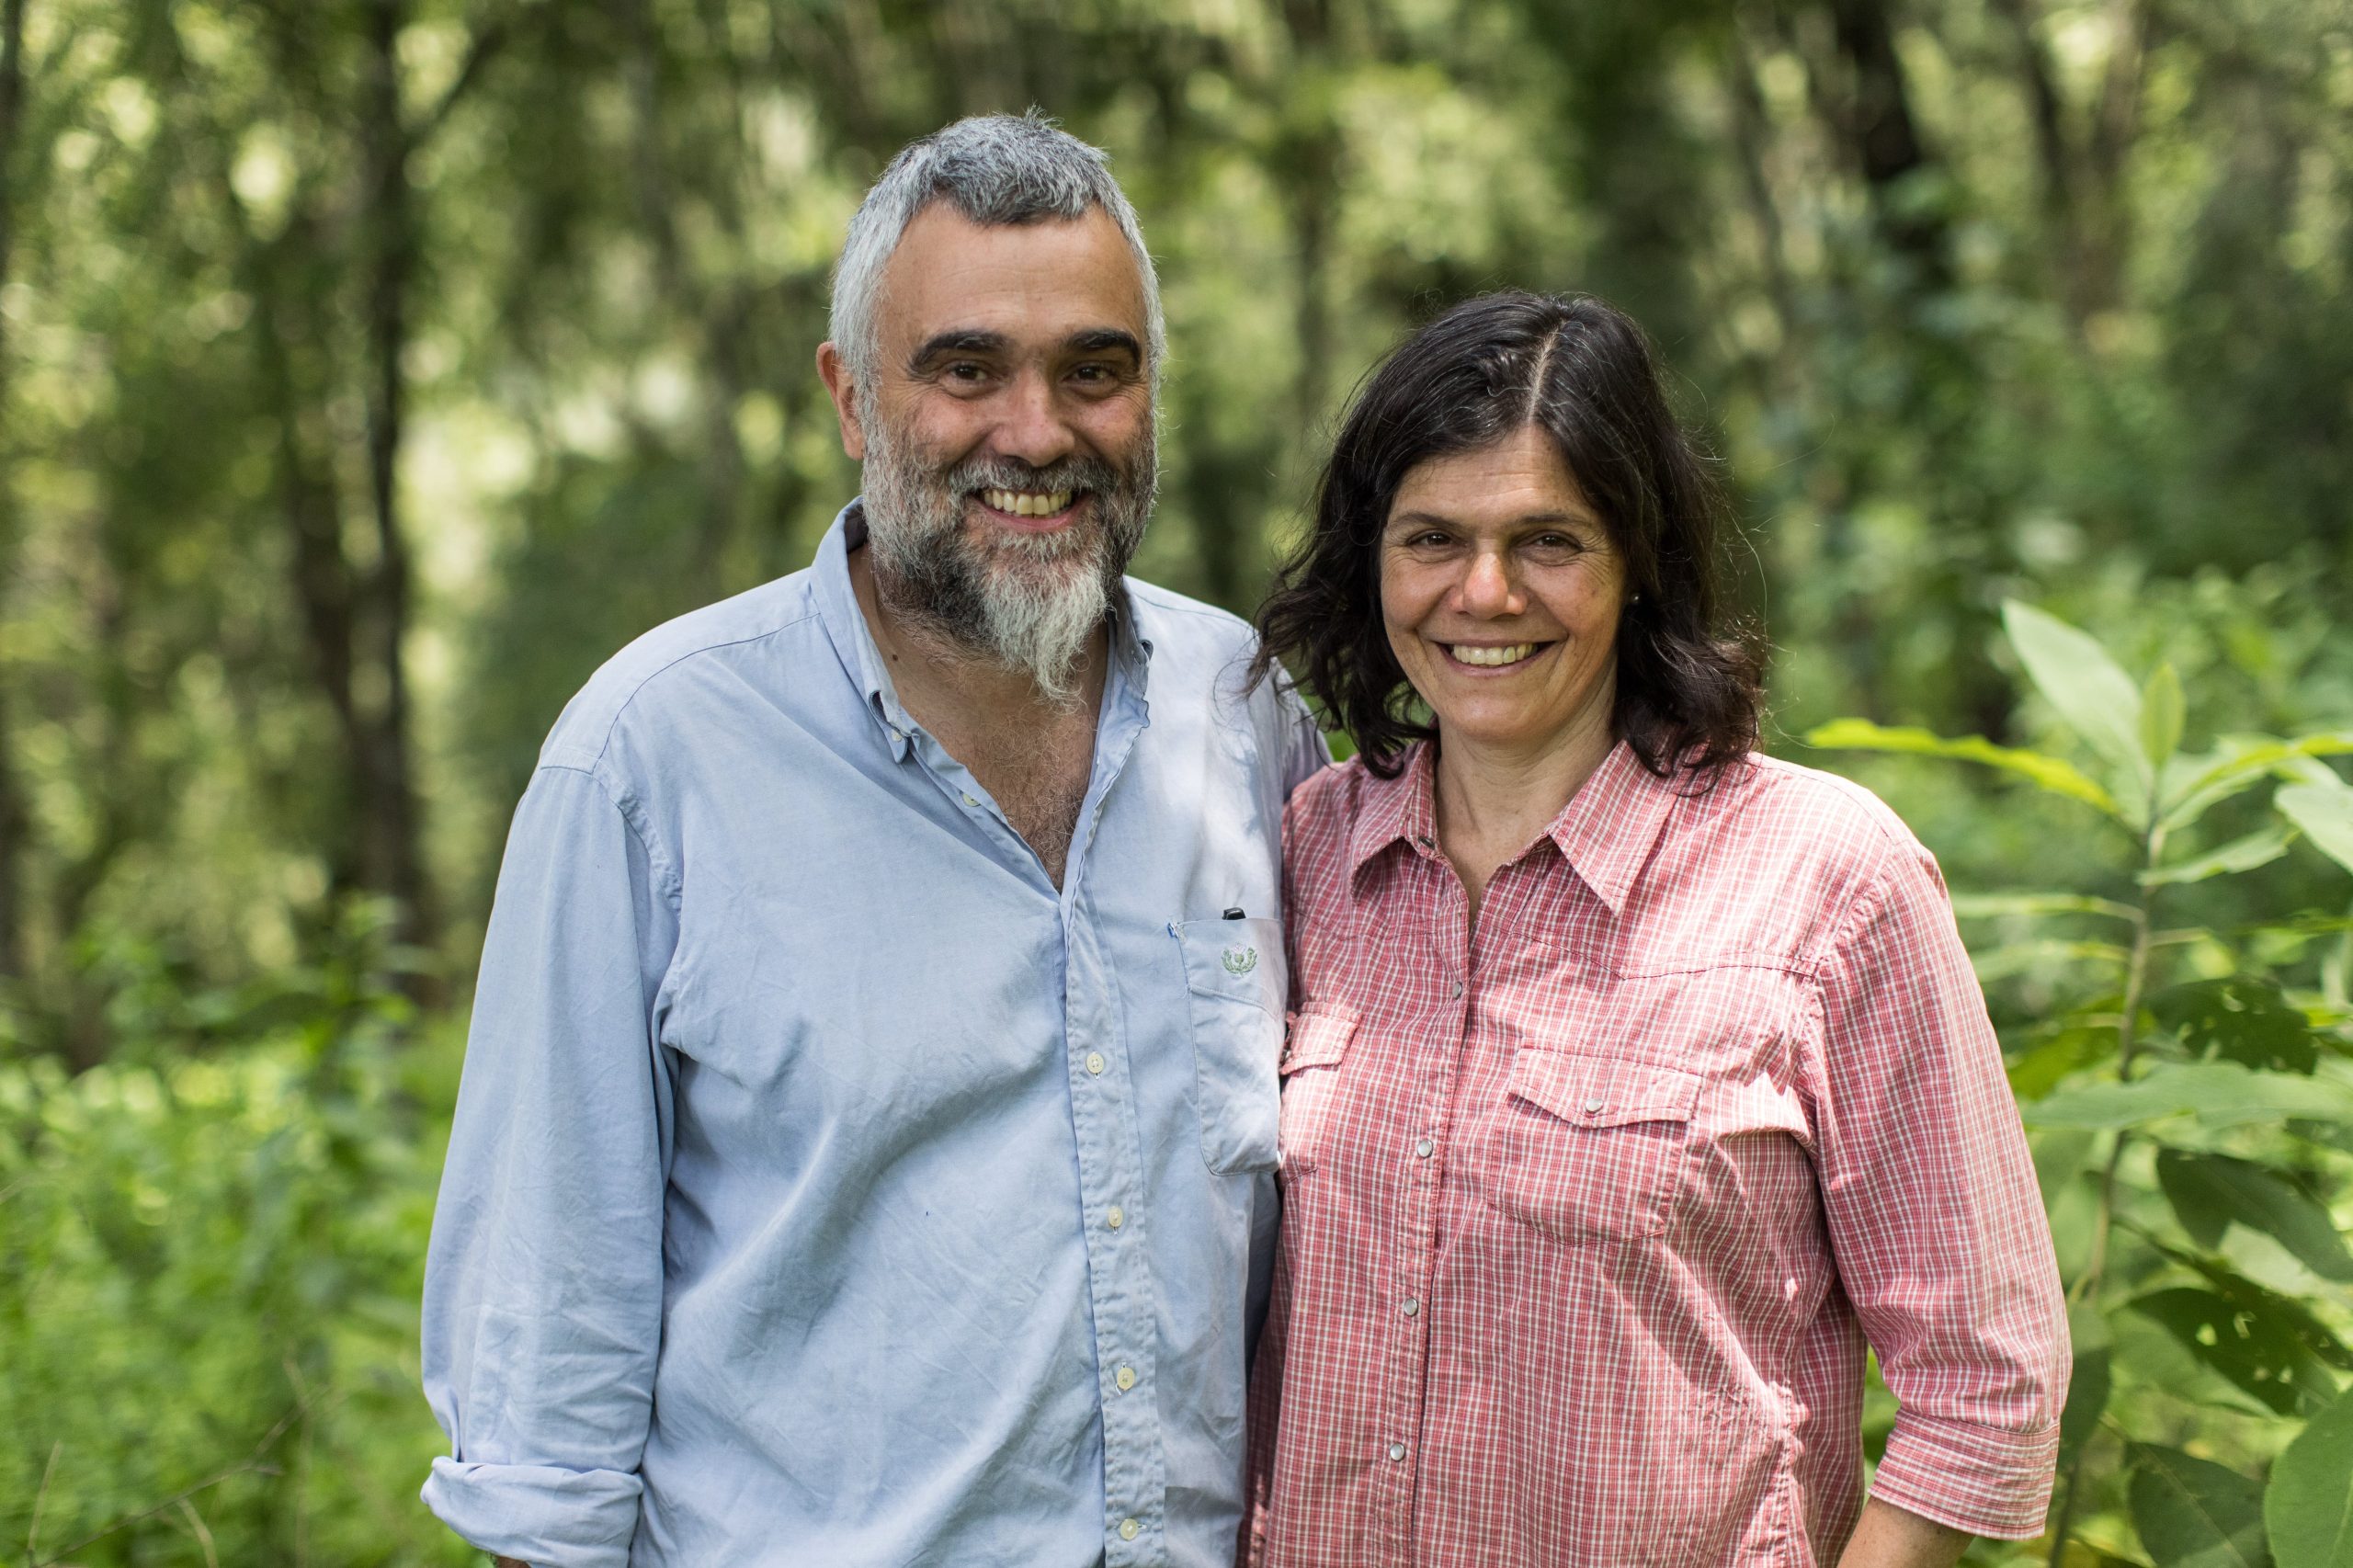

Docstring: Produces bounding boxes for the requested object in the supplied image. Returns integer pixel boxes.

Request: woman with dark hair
[1242,292,2066,1568]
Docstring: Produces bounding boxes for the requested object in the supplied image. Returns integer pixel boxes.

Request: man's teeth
[1449,642,1539,667]
[981,488,1075,517]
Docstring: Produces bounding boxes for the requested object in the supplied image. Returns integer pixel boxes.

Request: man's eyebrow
[1068,328,1143,362]
[907,329,1012,369]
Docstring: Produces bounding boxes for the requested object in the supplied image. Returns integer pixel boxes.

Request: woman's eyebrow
[1387,507,1597,529]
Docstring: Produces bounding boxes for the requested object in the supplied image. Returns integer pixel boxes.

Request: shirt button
[1402,1297,1420,1318]
[1116,1364,1137,1392]
[1387,1441,1407,1461]
[1415,1137,1435,1159]
[1584,1097,1606,1116]
[1120,1517,1141,1540]
[1107,1205,1124,1230]
[1449,980,1463,999]
[961,792,979,807]
[1086,1052,1107,1075]
[1415,835,1434,848]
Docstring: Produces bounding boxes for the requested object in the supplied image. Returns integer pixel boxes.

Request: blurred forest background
[3,0,2351,1563]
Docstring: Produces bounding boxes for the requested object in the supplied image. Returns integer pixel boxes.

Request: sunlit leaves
[1803,719,2123,819]
[2155,1151,2353,1282]
[2129,1289,2343,1416]
[2155,979,2321,1074]
[2025,1062,2353,1131]
[2161,735,2353,835]
[2143,664,2188,769]
[2265,1393,2353,1568]
[2004,599,2150,784]
[2143,826,2299,888]
[2278,780,2353,878]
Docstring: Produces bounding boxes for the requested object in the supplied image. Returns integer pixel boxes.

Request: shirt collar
[1347,736,1678,918]
[1542,740,1680,917]
[811,498,1153,760]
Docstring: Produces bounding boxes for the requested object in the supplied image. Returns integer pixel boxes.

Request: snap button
[1584,1097,1606,1116]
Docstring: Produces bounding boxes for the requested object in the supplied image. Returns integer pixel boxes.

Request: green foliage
[0,0,2347,1562]
[1816,603,2353,1567]
[0,906,470,1566]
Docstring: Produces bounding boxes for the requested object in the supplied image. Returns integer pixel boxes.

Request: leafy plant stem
[2047,823,2165,1566]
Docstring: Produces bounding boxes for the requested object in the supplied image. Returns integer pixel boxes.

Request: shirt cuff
[1869,1412,2060,1540]
[422,1457,643,1566]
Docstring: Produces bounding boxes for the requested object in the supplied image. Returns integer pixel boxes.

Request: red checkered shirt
[1243,740,2067,1567]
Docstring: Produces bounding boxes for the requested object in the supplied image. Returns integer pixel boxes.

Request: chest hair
[927,703,1098,888]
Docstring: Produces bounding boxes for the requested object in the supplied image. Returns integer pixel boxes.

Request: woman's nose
[1457,547,1522,617]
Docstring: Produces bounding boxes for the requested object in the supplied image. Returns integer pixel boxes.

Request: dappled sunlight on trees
[1,0,2348,1562]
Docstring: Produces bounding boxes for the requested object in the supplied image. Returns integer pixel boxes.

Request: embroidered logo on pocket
[1222,946,1259,976]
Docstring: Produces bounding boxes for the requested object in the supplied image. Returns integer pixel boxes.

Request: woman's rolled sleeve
[419,763,679,1566]
[1808,840,2070,1540]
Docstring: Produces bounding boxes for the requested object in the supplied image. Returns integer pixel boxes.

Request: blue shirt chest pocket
[1171,917,1285,1175]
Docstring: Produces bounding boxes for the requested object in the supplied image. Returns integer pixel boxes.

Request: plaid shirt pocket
[1489,1051,1702,1244]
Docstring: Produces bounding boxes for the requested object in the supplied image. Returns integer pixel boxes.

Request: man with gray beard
[420,113,1325,1568]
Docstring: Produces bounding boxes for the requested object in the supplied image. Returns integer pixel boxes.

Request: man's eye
[946,362,988,382]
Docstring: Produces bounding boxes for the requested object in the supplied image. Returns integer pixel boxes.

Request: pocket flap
[1504,1051,1699,1129]
[1173,917,1283,1013]
[1281,1006,1358,1074]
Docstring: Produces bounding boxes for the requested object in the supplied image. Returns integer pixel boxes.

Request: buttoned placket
[866,619,1171,1566]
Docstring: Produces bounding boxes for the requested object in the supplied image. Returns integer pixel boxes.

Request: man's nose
[989,369,1079,470]
[1456,546,1523,618]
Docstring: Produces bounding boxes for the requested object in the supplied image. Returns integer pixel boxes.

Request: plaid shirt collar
[1347,736,1679,918]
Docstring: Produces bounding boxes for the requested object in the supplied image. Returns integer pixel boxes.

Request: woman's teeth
[1449,642,1539,667]
[981,488,1075,517]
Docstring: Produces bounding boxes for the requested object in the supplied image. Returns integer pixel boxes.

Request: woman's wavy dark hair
[1253,290,1764,782]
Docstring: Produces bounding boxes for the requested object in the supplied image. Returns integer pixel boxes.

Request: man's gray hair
[829,113,1166,390]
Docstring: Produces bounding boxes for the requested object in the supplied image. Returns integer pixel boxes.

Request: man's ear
[815,342,866,461]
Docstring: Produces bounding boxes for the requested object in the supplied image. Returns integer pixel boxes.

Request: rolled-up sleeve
[1808,841,2070,1540]
[421,763,678,1566]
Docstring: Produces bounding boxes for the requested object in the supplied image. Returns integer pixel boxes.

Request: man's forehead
[874,204,1149,351]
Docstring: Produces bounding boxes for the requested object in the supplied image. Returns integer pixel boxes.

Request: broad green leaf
[1972,938,2132,984]
[2162,733,2353,834]
[2024,1062,2353,1131]
[1803,719,2123,818]
[2008,1025,2119,1100]
[2279,781,2353,877]
[1953,892,2141,923]
[2155,1150,2353,1281]
[2060,1344,2111,1463]
[2155,978,2321,1074]
[2267,1392,2353,1568]
[2143,825,2299,887]
[2128,1444,2272,1568]
[2143,663,2187,767]
[2131,1290,2342,1416]
[2177,1255,2353,1370]
[2003,600,2147,779]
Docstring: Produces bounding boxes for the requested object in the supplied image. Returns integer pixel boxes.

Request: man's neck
[846,543,1108,889]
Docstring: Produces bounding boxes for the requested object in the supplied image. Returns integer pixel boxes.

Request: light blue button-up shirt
[421,504,1324,1567]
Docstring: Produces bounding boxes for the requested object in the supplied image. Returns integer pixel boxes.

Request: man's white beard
[859,416,1155,707]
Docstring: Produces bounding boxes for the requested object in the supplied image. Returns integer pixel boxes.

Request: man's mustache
[945,455,1133,500]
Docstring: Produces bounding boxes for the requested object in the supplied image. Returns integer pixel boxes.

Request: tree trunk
[1820,0,1949,283]
[0,0,28,986]
[358,0,438,961]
